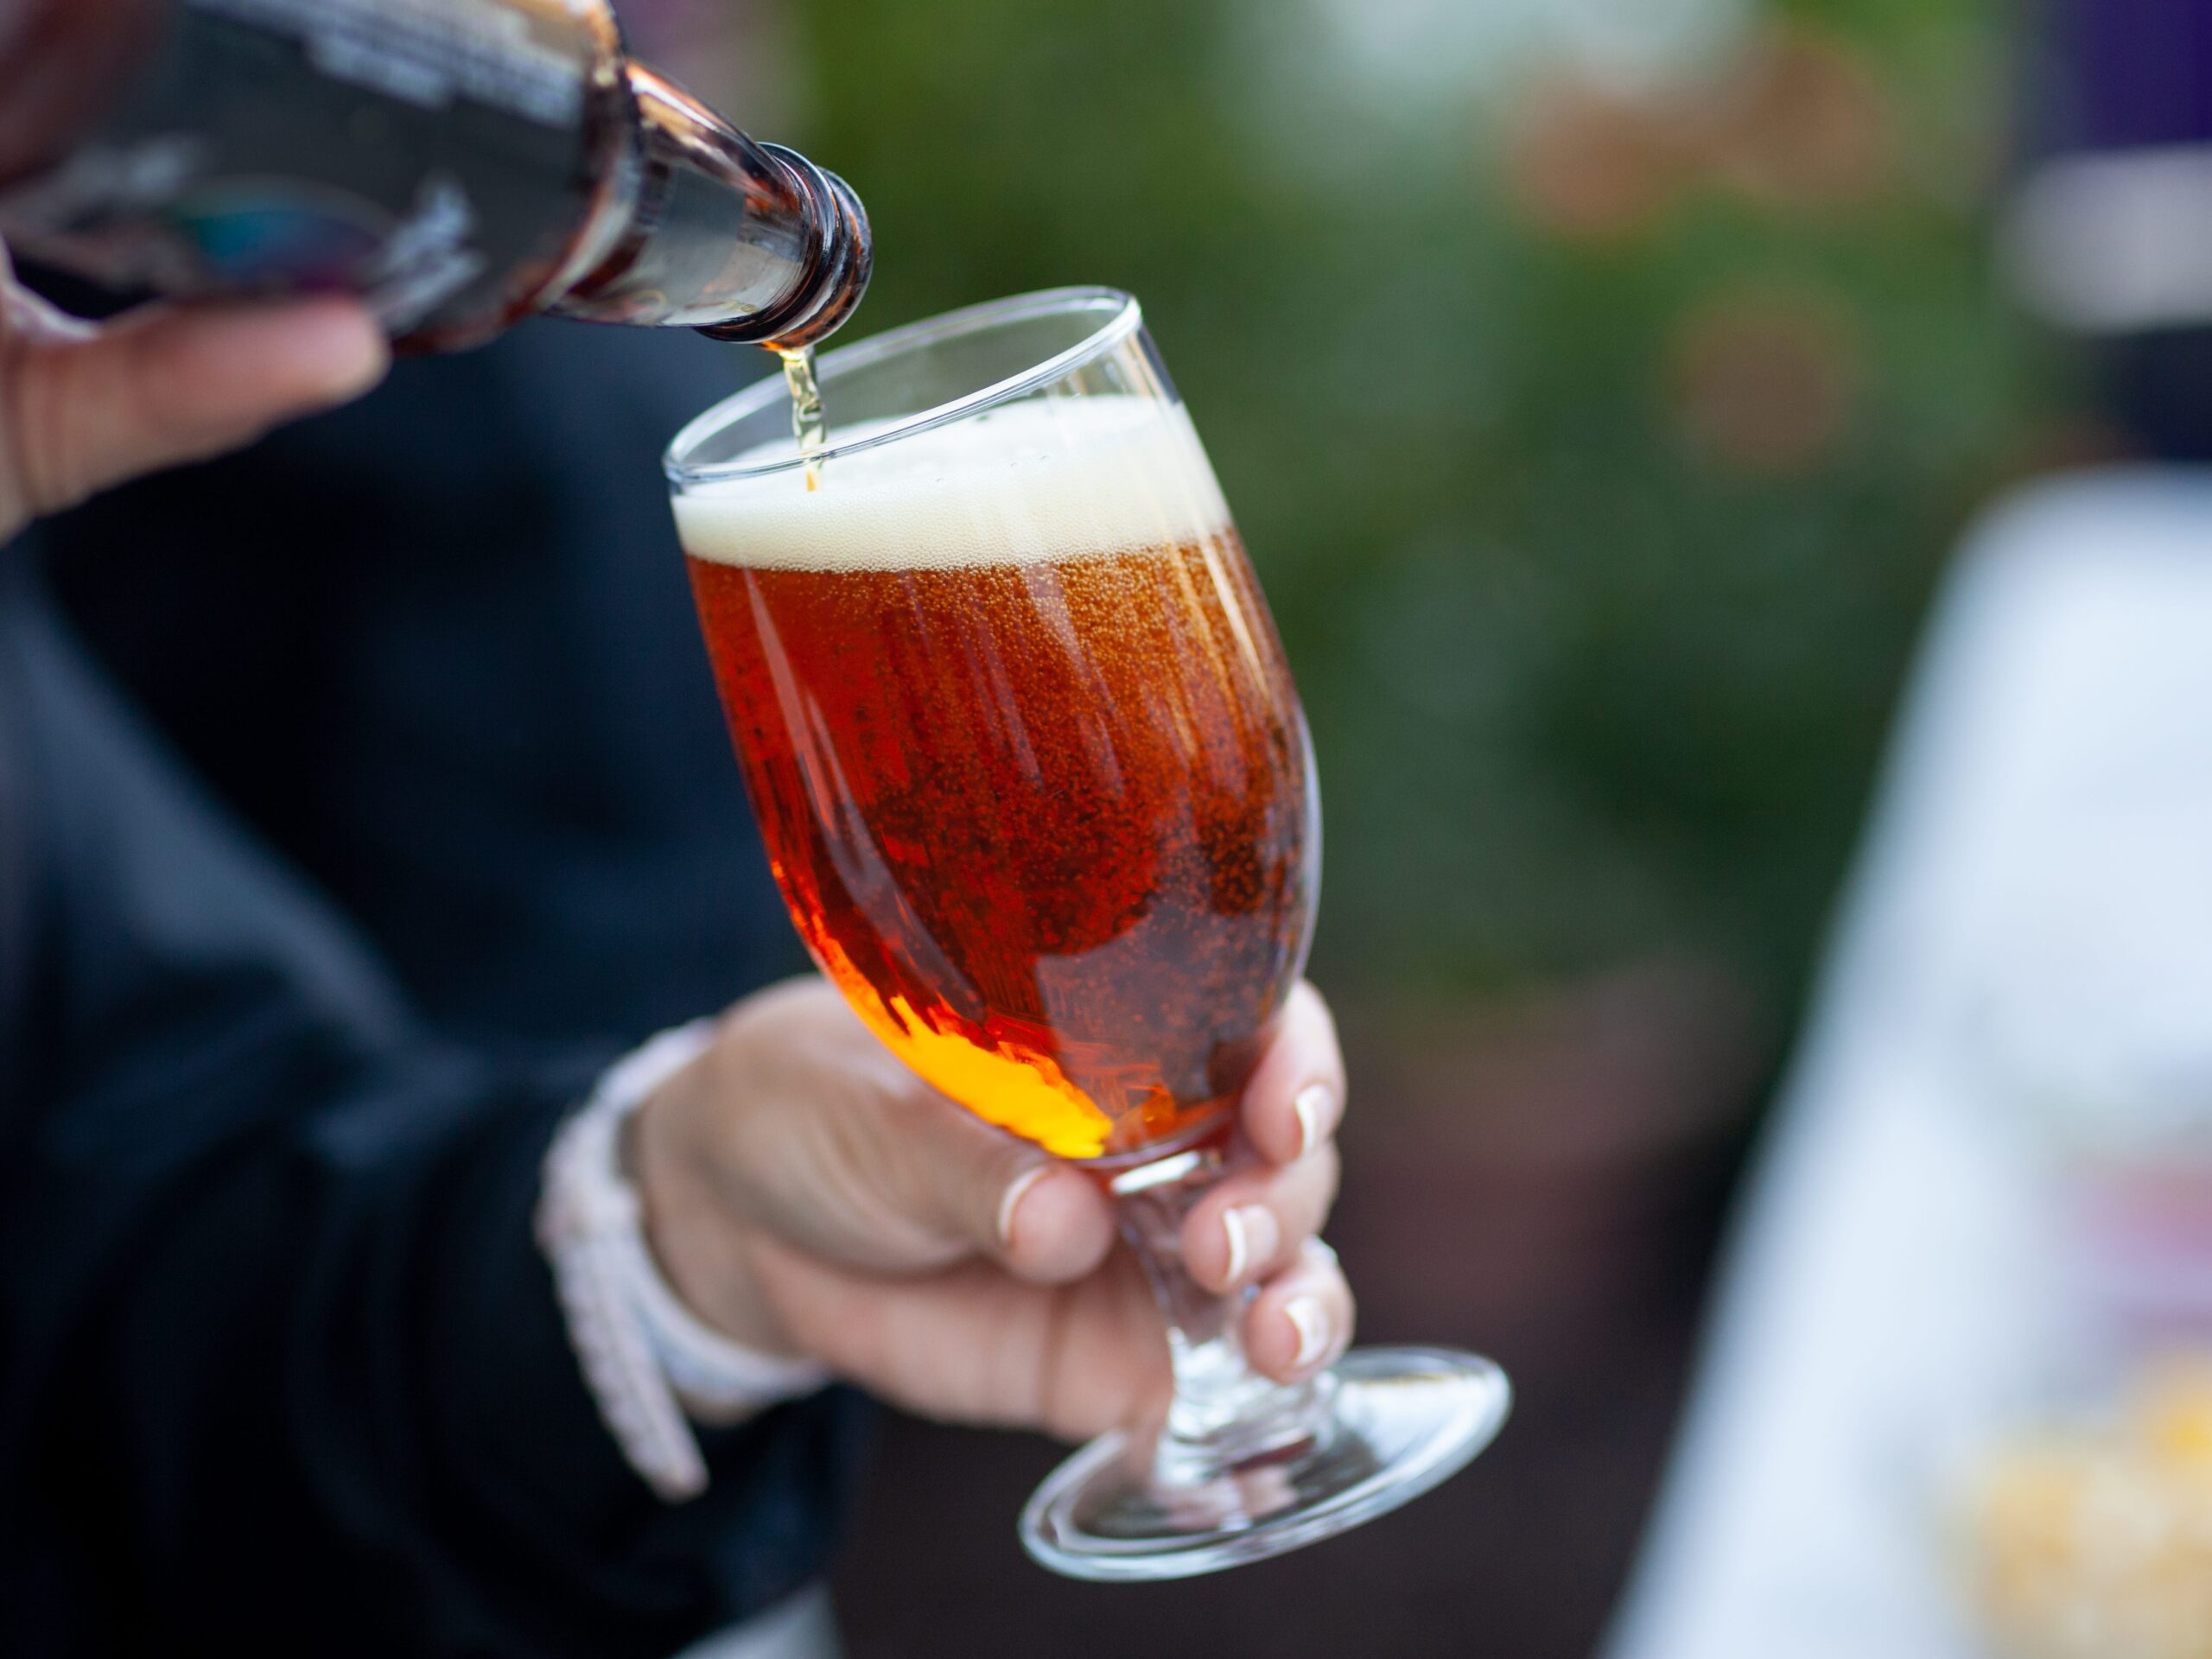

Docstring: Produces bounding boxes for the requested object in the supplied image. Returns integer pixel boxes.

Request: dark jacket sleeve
[0,557,863,1656]
[41,320,806,1050]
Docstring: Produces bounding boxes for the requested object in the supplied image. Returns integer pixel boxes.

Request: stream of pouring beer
[780,345,827,492]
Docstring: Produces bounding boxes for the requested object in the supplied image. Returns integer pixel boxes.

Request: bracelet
[536,1020,831,1502]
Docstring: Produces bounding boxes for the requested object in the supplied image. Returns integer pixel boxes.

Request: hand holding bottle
[0,247,386,543]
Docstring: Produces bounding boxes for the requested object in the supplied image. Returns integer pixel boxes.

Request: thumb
[884,1089,1116,1286]
[645,977,1122,1292]
[1,295,387,532]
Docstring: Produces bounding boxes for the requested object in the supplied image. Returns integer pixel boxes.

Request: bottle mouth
[556,67,871,345]
[696,147,873,351]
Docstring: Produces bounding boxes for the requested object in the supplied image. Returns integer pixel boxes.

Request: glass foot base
[1020,1346,1510,1581]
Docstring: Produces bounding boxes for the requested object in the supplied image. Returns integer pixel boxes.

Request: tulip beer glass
[664,289,1507,1579]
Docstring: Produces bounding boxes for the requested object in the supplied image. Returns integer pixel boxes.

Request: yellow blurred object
[1966,1360,2212,1659]
[2142,1362,2212,1466]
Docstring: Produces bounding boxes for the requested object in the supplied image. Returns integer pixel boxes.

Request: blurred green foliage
[785,0,2063,1036]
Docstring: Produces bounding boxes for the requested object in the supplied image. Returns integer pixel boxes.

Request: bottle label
[0,0,611,344]
[191,0,587,128]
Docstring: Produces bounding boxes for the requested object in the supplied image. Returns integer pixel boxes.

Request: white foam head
[672,395,1233,570]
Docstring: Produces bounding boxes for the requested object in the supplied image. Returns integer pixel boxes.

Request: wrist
[536,1021,830,1502]
[630,1032,805,1362]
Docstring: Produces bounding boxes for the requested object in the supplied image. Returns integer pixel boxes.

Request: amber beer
[676,398,1317,1160]
[672,302,1507,1576]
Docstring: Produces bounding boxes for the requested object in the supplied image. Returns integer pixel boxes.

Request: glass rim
[664,286,1145,487]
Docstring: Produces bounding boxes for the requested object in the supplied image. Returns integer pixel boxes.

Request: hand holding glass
[664,289,1507,1579]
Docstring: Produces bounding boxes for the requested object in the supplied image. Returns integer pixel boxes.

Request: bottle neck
[551,64,870,350]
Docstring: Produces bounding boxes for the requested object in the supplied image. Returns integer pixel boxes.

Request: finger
[1243,1239,1355,1383]
[1236,982,1346,1167]
[678,979,1118,1285]
[875,1082,1116,1287]
[753,1236,1168,1441]
[1177,1146,1340,1294]
[994,1157,1116,1285]
[4,296,387,524]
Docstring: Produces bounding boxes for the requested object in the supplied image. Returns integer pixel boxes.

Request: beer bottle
[0,0,869,352]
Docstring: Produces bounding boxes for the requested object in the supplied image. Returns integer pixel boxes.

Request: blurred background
[620,0,2120,1655]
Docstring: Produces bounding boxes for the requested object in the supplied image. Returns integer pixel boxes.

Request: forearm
[0,566,860,1655]
[12,1045,861,1656]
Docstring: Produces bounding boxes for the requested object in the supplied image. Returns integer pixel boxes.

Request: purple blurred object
[2052,0,2212,152]
[2004,0,2212,451]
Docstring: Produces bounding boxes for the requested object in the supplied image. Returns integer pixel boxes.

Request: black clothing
[1,324,851,1656]
[45,322,802,1042]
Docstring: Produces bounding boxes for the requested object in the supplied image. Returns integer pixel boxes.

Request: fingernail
[1286,1295,1333,1370]
[1222,1205,1278,1285]
[1293,1084,1338,1159]
[997,1164,1049,1249]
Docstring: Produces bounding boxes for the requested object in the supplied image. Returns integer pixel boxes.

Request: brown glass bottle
[0,0,868,353]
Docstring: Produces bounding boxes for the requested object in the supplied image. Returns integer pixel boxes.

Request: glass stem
[1109,1143,1336,1487]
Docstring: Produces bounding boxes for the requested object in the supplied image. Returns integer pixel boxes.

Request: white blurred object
[677,1586,842,1659]
[1605,469,2212,1659]
[1970,805,2212,1338]
[2004,147,2212,334]
[1302,0,1748,96]
[1224,0,1751,159]
[1973,806,2212,1163]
